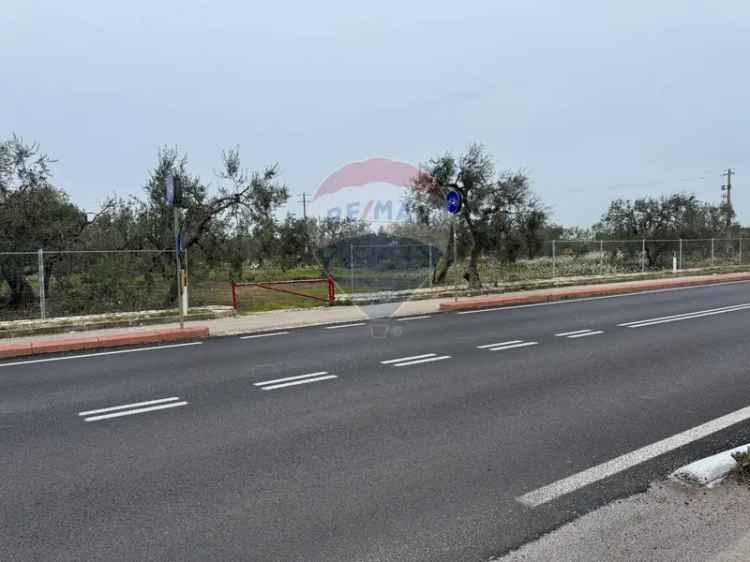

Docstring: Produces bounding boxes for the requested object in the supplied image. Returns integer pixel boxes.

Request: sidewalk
[495,479,750,562]
[2,270,749,359]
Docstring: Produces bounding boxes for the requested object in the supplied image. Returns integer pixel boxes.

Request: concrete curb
[0,326,209,360]
[670,444,750,487]
[439,273,750,312]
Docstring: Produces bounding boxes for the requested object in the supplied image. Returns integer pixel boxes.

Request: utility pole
[297,192,310,221]
[722,168,735,207]
[298,192,311,258]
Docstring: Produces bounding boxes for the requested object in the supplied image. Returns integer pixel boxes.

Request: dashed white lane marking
[618,302,750,328]
[0,342,203,368]
[455,280,750,315]
[240,331,290,339]
[78,396,181,416]
[79,397,188,422]
[254,371,338,390]
[396,316,431,322]
[324,323,367,330]
[555,329,595,337]
[517,404,750,508]
[566,330,605,339]
[381,354,436,365]
[477,341,523,349]
[487,341,539,352]
[393,355,451,367]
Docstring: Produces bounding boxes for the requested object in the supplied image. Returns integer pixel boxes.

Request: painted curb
[439,273,750,312]
[0,327,209,360]
[670,443,750,487]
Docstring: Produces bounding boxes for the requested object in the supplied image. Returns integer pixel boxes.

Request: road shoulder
[495,479,750,562]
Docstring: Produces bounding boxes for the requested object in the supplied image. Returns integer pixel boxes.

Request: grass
[732,448,750,483]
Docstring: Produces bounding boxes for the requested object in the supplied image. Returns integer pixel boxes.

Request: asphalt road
[4,281,750,561]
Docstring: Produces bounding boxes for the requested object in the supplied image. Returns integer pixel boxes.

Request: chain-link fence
[474,238,748,285]
[2,238,749,321]
[0,249,178,322]
[343,243,442,296]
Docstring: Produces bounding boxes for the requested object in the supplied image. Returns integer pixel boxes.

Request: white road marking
[567,330,605,339]
[555,329,596,337]
[253,371,329,386]
[488,341,539,351]
[618,302,750,326]
[259,375,338,391]
[381,354,437,365]
[517,404,750,507]
[455,280,750,315]
[619,303,750,328]
[324,322,367,330]
[0,342,203,368]
[393,355,451,367]
[240,331,290,339]
[78,396,180,416]
[83,401,188,422]
[477,340,523,349]
[396,316,431,322]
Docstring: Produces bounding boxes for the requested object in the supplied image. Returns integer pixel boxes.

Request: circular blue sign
[446,190,462,214]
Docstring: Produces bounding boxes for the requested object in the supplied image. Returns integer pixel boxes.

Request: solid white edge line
[78,396,180,416]
[517,404,750,507]
[260,375,338,390]
[618,302,750,327]
[324,323,367,330]
[477,340,523,349]
[84,401,188,422]
[555,329,595,337]
[240,331,290,339]
[622,304,750,328]
[567,330,605,339]
[381,353,437,364]
[254,371,328,386]
[396,316,431,322]
[455,280,750,315]
[394,355,451,367]
[488,341,539,351]
[0,342,203,368]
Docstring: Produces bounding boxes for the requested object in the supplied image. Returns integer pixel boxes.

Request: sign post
[446,190,462,301]
[165,174,184,329]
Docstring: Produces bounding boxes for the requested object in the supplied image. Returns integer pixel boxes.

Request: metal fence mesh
[1,238,748,321]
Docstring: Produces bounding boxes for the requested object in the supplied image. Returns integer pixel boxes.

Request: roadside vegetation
[0,135,743,319]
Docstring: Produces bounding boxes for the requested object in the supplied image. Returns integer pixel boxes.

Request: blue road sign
[446,190,462,214]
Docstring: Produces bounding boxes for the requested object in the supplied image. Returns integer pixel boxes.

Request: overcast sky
[3,0,748,226]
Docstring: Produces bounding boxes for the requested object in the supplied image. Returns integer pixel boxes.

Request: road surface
[3,281,750,561]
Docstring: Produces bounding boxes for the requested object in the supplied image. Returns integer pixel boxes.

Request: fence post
[679,238,683,270]
[231,281,238,310]
[641,239,645,273]
[327,274,335,303]
[740,238,743,266]
[552,240,556,279]
[38,248,46,321]
[428,245,433,289]
[711,238,715,267]
[349,243,355,296]
[599,239,604,275]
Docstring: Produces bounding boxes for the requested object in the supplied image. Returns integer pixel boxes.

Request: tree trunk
[433,223,454,285]
[464,242,482,290]
[3,267,35,309]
